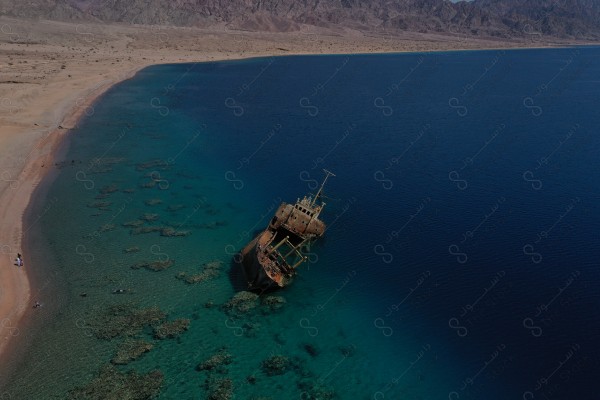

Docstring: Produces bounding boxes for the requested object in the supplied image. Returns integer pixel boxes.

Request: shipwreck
[239,170,335,291]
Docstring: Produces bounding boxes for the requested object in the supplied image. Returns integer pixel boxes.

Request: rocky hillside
[475,0,600,38]
[0,0,598,39]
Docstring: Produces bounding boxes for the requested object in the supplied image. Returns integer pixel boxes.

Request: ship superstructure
[239,170,334,290]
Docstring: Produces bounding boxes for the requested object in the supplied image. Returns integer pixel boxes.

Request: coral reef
[242,322,261,338]
[128,225,190,237]
[99,223,116,232]
[144,198,163,206]
[131,260,174,272]
[87,201,112,209]
[130,226,162,235]
[136,159,170,171]
[167,204,186,212]
[140,180,157,189]
[339,344,356,357]
[202,377,233,400]
[100,184,119,194]
[261,355,294,376]
[153,318,190,339]
[302,343,320,358]
[94,304,166,339]
[205,207,219,216]
[67,366,163,400]
[297,380,336,400]
[198,221,227,229]
[176,260,222,284]
[196,350,233,374]
[223,291,259,315]
[111,339,154,365]
[160,227,191,237]
[140,213,159,221]
[261,295,286,312]
[122,220,144,228]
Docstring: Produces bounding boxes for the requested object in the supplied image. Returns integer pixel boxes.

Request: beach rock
[153,318,190,339]
[67,365,163,400]
[111,339,154,365]
[196,350,233,373]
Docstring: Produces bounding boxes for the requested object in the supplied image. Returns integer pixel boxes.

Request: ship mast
[311,169,336,208]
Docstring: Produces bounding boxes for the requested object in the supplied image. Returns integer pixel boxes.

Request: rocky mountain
[0,0,598,39]
[475,0,600,38]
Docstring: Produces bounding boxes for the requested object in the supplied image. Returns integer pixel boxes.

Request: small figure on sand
[15,253,23,267]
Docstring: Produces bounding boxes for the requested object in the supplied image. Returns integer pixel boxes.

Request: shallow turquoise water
[2,48,600,399]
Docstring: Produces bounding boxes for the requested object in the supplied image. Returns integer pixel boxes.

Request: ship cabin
[269,198,325,241]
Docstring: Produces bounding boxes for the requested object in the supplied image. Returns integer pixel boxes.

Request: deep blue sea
[1,47,599,399]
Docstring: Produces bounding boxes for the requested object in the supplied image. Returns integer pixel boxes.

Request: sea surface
[1,47,599,399]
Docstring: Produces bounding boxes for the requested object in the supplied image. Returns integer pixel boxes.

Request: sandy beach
[0,16,588,361]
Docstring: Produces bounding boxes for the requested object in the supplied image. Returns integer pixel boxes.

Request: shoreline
[0,70,131,360]
[0,16,597,377]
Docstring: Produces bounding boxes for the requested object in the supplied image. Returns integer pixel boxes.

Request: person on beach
[16,253,23,267]
[33,301,41,308]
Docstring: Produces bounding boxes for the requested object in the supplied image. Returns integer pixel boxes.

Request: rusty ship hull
[239,171,334,291]
[240,237,281,291]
